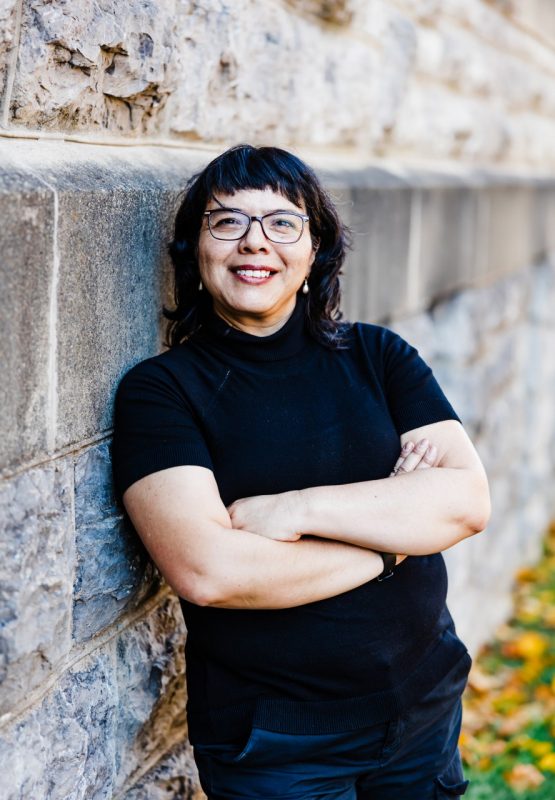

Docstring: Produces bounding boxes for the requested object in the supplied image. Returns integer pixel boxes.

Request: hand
[389,438,438,567]
[389,438,438,477]
[227,490,302,542]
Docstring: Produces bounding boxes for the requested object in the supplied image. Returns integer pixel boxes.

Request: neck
[211,302,296,337]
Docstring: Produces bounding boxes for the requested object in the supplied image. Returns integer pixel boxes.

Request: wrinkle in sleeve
[112,359,214,500]
[382,329,462,435]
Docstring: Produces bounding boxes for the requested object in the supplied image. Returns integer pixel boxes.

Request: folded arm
[122,465,386,610]
[228,420,492,556]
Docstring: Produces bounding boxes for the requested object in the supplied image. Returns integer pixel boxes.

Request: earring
[302,278,309,295]
[198,279,203,291]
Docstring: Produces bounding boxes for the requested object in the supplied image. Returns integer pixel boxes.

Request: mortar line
[1,0,24,128]
[0,584,175,731]
[111,735,190,800]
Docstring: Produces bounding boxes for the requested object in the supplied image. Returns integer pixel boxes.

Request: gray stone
[481,182,540,281]
[416,182,478,300]
[121,740,203,800]
[0,460,74,716]
[112,595,188,793]
[0,0,19,110]
[0,646,118,800]
[72,514,160,643]
[344,171,412,322]
[74,441,119,526]
[73,440,163,642]
[52,160,179,451]
[0,139,207,463]
[0,162,54,473]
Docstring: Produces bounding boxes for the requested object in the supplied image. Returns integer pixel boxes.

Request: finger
[415,444,438,469]
[395,439,430,473]
[391,441,415,474]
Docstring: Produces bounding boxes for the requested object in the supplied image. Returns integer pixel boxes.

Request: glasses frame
[203,208,310,244]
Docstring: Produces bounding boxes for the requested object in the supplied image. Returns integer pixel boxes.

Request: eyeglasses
[203,208,309,244]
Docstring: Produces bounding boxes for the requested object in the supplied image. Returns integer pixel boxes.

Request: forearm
[196,525,385,610]
[296,467,490,555]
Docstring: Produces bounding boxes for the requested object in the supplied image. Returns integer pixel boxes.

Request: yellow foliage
[538,753,555,773]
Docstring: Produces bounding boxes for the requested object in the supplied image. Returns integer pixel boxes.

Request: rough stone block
[121,740,203,800]
[73,440,162,643]
[0,158,54,473]
[0,0,19,104]
[393,82,511,163]
[0,140,206,461]
[112,595,188,793]
[52,161,178,450]
[9,0,181,135]
[74,441,120,525]
[72,514,160,643]
[0,459,74,716]
[169,0,377,147]
[0,646,118,800]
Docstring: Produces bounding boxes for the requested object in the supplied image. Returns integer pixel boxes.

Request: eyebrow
[206,206,302,215]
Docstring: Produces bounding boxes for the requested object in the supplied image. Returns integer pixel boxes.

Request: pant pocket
[434,751,469,797]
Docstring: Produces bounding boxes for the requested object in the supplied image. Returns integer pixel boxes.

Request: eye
[213,214,244,227]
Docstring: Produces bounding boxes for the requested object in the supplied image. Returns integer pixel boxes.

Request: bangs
[200,145,309,207]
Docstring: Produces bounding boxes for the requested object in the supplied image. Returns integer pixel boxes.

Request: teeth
[235,269,272,278]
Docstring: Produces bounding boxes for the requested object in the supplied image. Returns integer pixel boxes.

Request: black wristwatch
[377,552,396,582]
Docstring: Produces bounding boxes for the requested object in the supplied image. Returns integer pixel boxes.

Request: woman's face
[197,187,316,333]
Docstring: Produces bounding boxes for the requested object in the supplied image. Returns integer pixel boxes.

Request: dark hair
[164,144,352,349]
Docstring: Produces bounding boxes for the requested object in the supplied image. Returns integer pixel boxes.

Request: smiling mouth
[230,267,278,278]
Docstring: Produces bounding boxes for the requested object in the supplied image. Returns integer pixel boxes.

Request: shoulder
[116,345,201,403]
[350,320,406,355]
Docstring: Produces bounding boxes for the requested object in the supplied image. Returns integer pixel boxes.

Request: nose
[238,218,270,251]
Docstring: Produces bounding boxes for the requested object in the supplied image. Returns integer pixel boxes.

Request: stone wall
[1,1,555,166]
[1,138,554,798]
[2,1,555,798]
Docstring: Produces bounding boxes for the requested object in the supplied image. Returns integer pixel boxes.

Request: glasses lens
[264,213,304,242]
[209,210,250,239]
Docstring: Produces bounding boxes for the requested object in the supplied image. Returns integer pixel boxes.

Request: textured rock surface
[392,259,555,653]
[10,0,180,134]
[0,595,190,800]
[121,739,204,800]
[73,443,162,643]
[0,162,55,471]
[0,1,18,110]
[2,0,555,165]
[0,645,118,800]
[113,595,188,794]
[0,460,74,716]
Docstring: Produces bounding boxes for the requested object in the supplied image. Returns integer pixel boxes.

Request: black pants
[193,652,472,799]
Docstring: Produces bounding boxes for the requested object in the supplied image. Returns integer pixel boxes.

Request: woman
[112,144,491,799]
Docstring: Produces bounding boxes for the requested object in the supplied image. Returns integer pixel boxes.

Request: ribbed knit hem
[187,627,470,745]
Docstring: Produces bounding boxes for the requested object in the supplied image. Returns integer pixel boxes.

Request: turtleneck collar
[197,293,311,362]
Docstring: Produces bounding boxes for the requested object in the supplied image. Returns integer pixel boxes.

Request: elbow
[176,570,225,607]
[464,473,492,536]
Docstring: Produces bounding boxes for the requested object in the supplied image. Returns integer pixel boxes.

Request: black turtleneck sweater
[112,293,469,745]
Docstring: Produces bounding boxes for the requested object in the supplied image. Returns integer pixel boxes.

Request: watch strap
[377,552,396,582]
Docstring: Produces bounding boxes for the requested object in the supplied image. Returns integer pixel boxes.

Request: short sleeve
[112,358,214,500]
[382,328,462,435]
